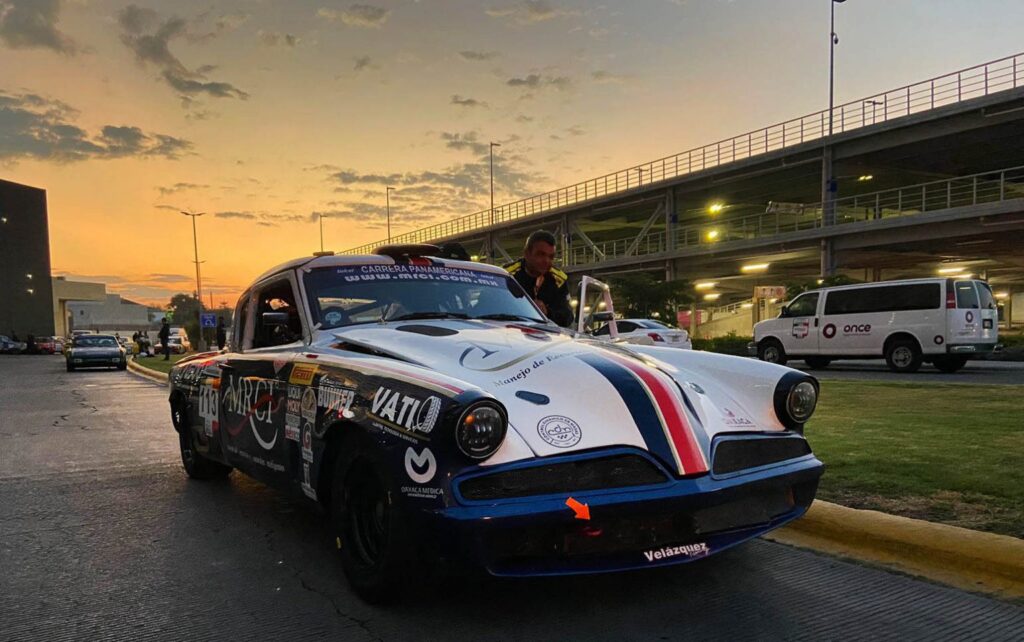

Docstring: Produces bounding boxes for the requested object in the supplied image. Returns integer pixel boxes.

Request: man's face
[524,241,556,276]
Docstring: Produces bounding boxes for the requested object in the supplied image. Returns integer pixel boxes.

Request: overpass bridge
[342,53,1024,312]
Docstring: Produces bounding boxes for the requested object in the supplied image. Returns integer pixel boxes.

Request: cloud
[157,182,209,195]
[146,273,191,283]
[0,0,79,54]
[515,114,533,123]
[353,55,374,71]
[0,91,193,162]
[458,50,498,61]
[451,94,488,109]
[317,4,391,29]
[258,30,299,47]
[117,4,248,102]
[506,74,572,91]
[486,1,578,25]
[186,11,249,44]
[214,210,257,220]
[591,70,630,84]
[441,131,489,155]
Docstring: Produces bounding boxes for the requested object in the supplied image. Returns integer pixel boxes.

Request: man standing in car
[504,230,573,327]
[216,316,227,350]
[159,318,171,361]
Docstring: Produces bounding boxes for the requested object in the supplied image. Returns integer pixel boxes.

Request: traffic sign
[755,286,787,299]
[201,313,216,328]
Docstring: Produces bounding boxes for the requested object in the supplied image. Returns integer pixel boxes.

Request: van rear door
[947,280,997,345]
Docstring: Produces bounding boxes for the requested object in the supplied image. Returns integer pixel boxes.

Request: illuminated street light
[857,174,874,182]
[995,292,1009,300]
[741,263,770,273]
[26,288,34,295]
[705,229,720,242]
[695,282,717,290]
[937,267,967,274]
[741,302,753,309]
[703,293,721,301]
[708,202,725,215]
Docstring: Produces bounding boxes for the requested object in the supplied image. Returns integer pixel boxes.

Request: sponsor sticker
[301,462,317,500]
[537,415,582,448]
[791,318,810,339]
[289,363,319,386]
[965,311,974,323]
[222,375,279,451]
[301,422,314,462]
[198,382,219,437]
[721,408,755,427]
[371,387,441,436]
[822,323,836,339]
[643,542,709,563]
[842,323,871,335]
[300,387,317,422]
[285,385,301,441]
[317,377,356,418]
[404,446,436,484]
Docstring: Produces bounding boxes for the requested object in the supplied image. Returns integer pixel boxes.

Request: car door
[219,275,305,488]
[781,292,821,356]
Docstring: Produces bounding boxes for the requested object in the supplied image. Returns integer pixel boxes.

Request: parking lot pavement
[792,359,1024,385]
[2,356,1023,641]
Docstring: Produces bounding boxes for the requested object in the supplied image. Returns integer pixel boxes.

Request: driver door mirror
[779,305,790,318]
[262,312,290,327]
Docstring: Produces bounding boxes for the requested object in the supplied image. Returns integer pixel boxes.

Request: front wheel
[175,403,232,480]
[933,356,968,373]
[757,340,787,365]
[885,339,922,373]
[804,356,831,370]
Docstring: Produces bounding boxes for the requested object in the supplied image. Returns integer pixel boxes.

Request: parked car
[751,277,998,373]
[36,337,59,354]
[66,334,127,371]
[156,335,190,355]
[168,247,824,603]
[1,336,27,354]
[593,318,692,349]
[117,336,134,355]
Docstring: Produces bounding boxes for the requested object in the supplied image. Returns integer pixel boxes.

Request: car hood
[322,321,779,474]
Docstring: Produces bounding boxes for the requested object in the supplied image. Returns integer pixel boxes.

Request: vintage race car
[167,247,824,602]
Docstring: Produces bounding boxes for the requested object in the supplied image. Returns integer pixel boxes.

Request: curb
[127,359,169,385]
[766,500,1024,599]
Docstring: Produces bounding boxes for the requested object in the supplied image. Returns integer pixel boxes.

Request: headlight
[455,402,507,460]
[773,373,819,432]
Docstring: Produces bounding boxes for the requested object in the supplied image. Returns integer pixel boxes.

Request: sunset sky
[2,0,1023,307]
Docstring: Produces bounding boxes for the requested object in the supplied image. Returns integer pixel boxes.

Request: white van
[751,278,998,373]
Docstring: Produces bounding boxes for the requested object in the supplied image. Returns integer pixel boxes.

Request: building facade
[0,179,55,339]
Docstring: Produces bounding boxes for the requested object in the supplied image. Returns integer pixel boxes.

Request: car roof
[252,254,510,284]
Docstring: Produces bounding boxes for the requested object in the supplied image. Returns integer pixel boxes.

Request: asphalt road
[791,358,1024,384]
[2,355,1023,641]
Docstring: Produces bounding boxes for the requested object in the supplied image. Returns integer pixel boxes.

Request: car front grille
[459,454,668,501]
[712,437,811,475]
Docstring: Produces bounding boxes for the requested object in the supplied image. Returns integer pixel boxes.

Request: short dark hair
[525,230,557,252]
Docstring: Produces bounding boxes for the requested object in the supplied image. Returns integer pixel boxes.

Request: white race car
[167,246,823,603]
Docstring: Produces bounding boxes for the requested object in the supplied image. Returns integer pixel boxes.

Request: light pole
[180,210,206,350]
[489,142,501,226]
[822,0,847,277]
[317,212,326,252]
[386,186,395,242]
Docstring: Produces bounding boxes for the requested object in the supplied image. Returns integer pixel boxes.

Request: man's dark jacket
[504,258,574,327]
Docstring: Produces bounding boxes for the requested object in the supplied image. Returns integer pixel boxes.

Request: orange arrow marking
[565,497,590,520]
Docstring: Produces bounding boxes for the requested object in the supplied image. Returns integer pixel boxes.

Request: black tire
[174,403,232,480]
[933,356,968,374]
[757,339,787,365]
[885,338,922,373]
[331,450,411,604]
[117,361,127,371]
[804,357,831,370]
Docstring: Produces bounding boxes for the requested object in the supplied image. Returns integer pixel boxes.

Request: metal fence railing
[564,164,1024,266]
[342,53,1024,255]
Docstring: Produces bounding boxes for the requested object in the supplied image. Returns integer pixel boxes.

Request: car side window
[594,323,610,336]
[787,293,819,317]
[252,279,304,348]
[233,294,250,352]
[617,321,637,333]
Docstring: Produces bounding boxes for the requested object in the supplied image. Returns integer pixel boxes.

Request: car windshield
[303,263,547,329]
[75,336,118,348]
[639,320,669,329]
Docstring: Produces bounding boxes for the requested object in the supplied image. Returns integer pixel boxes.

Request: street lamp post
[489,142,501,226]
[317,212,326,252]
[180,210,206,351]
[386,187,396,242]
[822,0,847,278]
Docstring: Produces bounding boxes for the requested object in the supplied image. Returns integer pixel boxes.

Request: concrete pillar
[665,188,676,251]
[819,147,836,278]
[820,239,836,277]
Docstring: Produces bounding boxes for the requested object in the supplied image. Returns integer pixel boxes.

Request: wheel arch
[316,419,374,511]
[883,331,922,355]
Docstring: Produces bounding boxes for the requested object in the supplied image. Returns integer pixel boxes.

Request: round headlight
[455,403,507,460]
[787,381,818,423]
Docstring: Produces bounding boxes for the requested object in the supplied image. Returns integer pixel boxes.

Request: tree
[606,272,693,325]
[168,293,201,347]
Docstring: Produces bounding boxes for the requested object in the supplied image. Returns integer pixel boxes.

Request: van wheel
[885,338,922,373]
[933,356,968,373]
[757,340,787,365]
[804,357,831,370]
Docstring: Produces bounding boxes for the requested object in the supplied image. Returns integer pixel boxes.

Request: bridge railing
[565,164,1024,266]
[343,53,1024,255]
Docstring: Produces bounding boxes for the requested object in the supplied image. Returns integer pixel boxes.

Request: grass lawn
[133,353,190,374]
[806,380,1024,539]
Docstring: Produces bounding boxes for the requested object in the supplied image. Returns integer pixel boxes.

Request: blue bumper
[427,449,824,577]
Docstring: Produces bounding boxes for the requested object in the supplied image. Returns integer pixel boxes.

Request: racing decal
[537,415,582,448]
[300,387,317,422]
[289,363,319,386]
[301,422,313,462]
[301,462,317,500]
[336,263,502,288]
[791,319,810,339]
[198,381,219,437]
[577,353,709,475]
[317,376,356,420]
[285,385,301,441]
[822,323,836,339]
[643,542,709,563]
[721,408,755,428]
[403,447,436,484]
[369,387,442,439]
[458,341,555,373]
[222,375,280,451]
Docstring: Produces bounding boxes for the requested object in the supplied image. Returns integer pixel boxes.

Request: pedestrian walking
[159,319,171,361]
[216,316,227,351]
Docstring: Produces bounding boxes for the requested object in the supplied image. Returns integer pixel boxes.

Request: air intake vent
[712,437,811,475]
[460,454,667,501]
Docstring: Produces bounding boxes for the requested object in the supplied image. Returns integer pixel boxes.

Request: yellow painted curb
[766,500,1024,599]
[127,358,169,384]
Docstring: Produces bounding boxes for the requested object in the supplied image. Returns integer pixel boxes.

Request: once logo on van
[843,324,872,335]
[822,324,836,339]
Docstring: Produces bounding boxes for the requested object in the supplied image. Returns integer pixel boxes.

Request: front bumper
[70,354,125,367]
[429,450,824,577]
